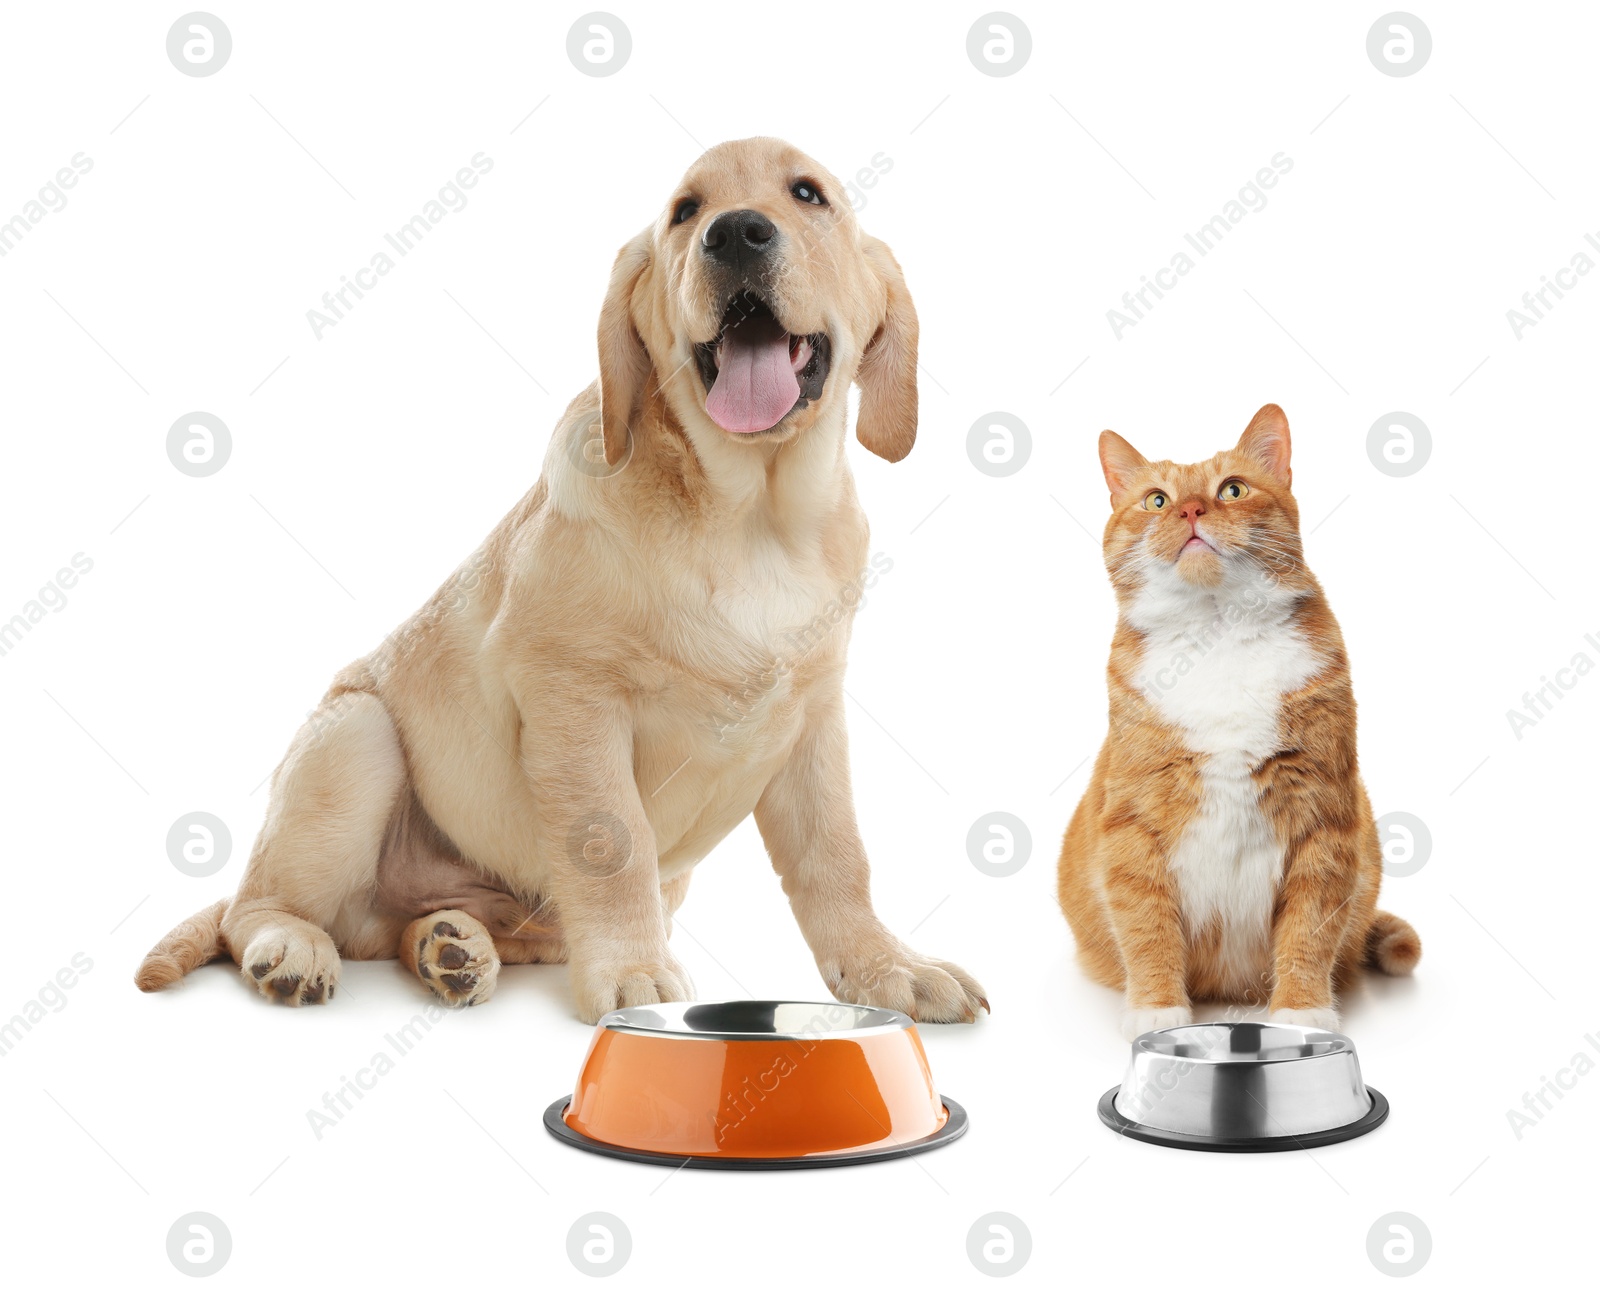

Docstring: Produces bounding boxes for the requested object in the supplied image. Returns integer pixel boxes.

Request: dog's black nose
[701,209,776,267]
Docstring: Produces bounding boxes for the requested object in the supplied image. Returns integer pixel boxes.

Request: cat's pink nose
[1179,499,1206,524]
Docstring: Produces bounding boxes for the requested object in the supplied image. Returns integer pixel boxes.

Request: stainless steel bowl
[1098,1022,1388,1151]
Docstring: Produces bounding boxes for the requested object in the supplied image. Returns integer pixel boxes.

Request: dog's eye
[673,198,700,225]
[791,180,826,206]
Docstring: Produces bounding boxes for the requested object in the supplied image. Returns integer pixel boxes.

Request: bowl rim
[1132,1020,1355,1065]
[1097,1085,1387,1152]
[597,999,915,1042]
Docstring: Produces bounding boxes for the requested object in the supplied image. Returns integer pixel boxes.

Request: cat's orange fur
[1057,404,1419,1039]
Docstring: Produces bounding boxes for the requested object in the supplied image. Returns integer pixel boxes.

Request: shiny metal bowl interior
[1136,1023,1348,1063]
[1111,1021,1377,1143]
[599,1000,912,1041]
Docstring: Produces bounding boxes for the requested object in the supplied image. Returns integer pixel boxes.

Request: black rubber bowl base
[544,1095,967,1170]
[1097,1085,1389,1152]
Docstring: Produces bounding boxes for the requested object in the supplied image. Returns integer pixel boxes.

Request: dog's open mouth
[694,292,831,434]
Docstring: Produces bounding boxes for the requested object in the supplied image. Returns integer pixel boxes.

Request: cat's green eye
[1142,491,1169,511]
[1218,479,1249,501]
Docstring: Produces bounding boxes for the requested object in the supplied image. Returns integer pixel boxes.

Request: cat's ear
[1237,404,1292,486]
[1098,431,1148,499]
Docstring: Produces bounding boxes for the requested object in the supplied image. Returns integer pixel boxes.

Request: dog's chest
[632,543,855,863]
[1136,615,1322,982]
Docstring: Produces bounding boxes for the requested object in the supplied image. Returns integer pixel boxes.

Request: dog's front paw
[822,942,988,1024]
[1121,1005,1192,1042]
[569,946,693,1024]
[1269,1006,1341,1032]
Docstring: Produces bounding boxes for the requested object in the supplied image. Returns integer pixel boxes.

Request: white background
[1,1,1594,1283]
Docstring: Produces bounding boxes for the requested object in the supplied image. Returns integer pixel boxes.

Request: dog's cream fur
[137,138,987,1024]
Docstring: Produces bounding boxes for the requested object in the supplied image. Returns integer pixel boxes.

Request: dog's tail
[1364,909,1421,976]
[135,898,229,992]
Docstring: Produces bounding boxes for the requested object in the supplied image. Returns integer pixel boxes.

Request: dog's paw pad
[413,914,498,1007]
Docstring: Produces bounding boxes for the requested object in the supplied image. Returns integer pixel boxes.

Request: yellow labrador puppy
[138,137,987,1025]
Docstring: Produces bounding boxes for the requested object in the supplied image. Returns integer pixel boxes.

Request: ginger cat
[1057,404,1419,1040]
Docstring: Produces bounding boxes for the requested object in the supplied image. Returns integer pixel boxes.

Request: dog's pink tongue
[706,317,799,433]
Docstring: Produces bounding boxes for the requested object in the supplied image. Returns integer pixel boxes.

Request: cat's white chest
[1134,608,1322,991]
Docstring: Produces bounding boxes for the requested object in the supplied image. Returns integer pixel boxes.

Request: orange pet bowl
[543,1001,968,1169]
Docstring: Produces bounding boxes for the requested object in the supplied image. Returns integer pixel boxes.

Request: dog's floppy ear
[596,228,653,467]
[854,235,919,463]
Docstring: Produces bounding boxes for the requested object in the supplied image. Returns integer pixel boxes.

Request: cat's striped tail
[1365,909,1421,975]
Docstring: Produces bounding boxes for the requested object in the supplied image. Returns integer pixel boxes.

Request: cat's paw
[1122,1005,1192,1041]
[1269,1006,1341,1032]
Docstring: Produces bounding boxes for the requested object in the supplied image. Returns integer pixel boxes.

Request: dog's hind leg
[400,912,500,1006]
[223,689,407,1005]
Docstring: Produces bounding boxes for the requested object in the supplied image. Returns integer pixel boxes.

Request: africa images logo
[306,154,495,338]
